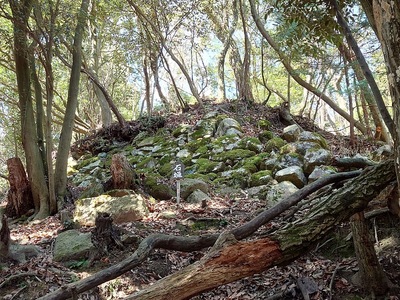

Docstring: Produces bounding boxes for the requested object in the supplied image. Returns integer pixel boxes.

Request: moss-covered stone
[195,158,226,174]
[238,137,263,153]
[217,167,251,188]
[265,137,287,152]
[186,137,211,153]
[159,162,173,177]
[186,173,217,182]
[75,156,99,171]
[212,149,256,164]
[258,130,275,143]
[249,170,273,187]
[136,157,157,170]
[144,176,175,200]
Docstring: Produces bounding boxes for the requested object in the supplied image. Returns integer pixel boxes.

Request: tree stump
[110,153,136,189]
[5,157,34,218]
[91,213,123,256]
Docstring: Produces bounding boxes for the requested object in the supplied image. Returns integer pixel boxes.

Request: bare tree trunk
[54,0,89,209]
[350,212,389,295]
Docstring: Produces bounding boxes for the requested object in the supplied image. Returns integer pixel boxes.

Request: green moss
[212,149,256,163]
[186,138,210,152]
[186,173,217,182]
[250,170,272,187]
[257,120,271,130]
[265,137,287,152]
[172,124,191,137]
[143,175,174,200]
[195,158,225,174]
[159,163,173,176]
[136,157,156,170]
[238,137,263,153]
[75,156,99,170]
[280,143,297,154]
[258,130,275,143]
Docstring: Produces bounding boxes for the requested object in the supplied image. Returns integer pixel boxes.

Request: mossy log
[38,160,396,300]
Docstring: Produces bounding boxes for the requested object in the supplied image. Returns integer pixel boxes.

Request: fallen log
[38,160,394,300]
[126,160,396,299]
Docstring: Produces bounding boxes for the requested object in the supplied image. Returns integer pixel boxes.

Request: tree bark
[5,157,34,218]
[92,213,123,256]
[110,154,136,190]
[359,0,400,219]
[0,215,10,262]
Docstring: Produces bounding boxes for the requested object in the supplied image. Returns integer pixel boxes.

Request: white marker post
[172,160,185,204]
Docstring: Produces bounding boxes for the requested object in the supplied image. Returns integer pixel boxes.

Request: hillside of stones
[68,100,387,228]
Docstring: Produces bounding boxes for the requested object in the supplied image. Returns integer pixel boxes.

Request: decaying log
[38,160,395,300]
[110,153,136,189]
[5,157,34,218]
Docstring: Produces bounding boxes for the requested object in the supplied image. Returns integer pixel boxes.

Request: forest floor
[1,100,400,300]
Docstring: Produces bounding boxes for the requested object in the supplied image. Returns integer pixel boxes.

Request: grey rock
[266,181,299,204]
[304,148,333,174]
[53,230,95,262]
[275,166,307,188]
[186,189,210,204]
[180,178,209,199]
[216,118,243,137]
[282,124,302,142]
[308,166,336,183]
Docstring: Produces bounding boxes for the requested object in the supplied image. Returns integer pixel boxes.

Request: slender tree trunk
[249,0,368,135]
[54,0,89,209]
[238,0,253,102]
[330,0,395,140]
[9,0,49,219]
[339,43,386,141]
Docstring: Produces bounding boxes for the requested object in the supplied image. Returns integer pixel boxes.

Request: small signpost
[172,160,185,204]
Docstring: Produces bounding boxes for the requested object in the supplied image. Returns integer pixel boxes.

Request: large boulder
[73,190,149,226]
[308,166,336,183]
[53,230,95,262]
